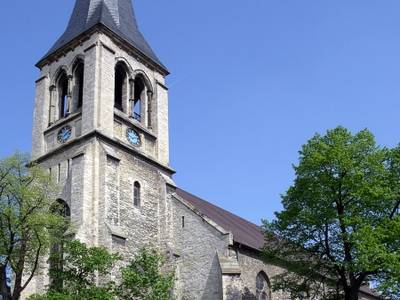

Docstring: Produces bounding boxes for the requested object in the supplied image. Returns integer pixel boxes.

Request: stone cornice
[114,110,157,140]
[44,111,82,135]
[34,130,175,175]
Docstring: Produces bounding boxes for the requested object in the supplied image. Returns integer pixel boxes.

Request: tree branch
[389,200,400,219]
[22,230,42,290]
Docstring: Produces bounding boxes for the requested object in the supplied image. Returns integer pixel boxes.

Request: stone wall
[99,141,166,255]
[237,248,288,300]
[171,196,231,300]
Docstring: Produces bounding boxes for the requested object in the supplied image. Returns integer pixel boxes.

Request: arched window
[132,76,145,122]
[114,63,128,112]
[133,181,141,207]
[256,272,270,300]
[57,72,69,119]
[50,199,70,290]
[52,199,71,218]
[72,60,84,111]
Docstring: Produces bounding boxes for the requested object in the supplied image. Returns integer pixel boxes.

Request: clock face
[126,128,140,146]
[57,126,72,144]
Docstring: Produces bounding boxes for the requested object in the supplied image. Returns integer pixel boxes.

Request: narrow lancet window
[115,63,128,111]
[58,72,69,119]
[133,181,141,207]
[132,77,145,122]
[73,60,84,111]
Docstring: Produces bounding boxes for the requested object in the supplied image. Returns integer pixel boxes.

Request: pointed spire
[39,0,166,72]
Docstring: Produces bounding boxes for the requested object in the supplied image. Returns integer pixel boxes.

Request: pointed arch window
[72,60,84,112]
[256,272,270,300]
[132,76,145,122]
[115,63,128,112]
[57,72,69,119]
[133,181,141,207]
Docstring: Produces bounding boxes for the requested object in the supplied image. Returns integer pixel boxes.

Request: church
[26,0,380,299]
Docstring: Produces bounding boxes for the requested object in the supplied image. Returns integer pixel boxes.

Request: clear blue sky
[1,1,400,224]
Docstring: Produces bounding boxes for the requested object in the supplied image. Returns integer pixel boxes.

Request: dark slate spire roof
[40,0,166,72]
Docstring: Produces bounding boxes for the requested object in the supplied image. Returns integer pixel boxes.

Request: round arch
[132,69,153,92]
[51,199,71,219]
[114,60,131,112]
[70,57,85,112]
[115,57,134,77]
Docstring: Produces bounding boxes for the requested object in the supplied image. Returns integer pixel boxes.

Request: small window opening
[112,235,126,246]
[57,164,61,183]
[73,61,84,111]
[114,63,127,111]
[133,77,145,122]
[67,159,71,178]
[133,181,141,207]
[182,216,185,228]
[58,72,69,119]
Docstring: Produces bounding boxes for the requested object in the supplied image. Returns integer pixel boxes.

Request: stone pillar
[222,275,243,300]
[147,90,153,129]
[49,85,56,125]
[67,74,73,115]
[218,253,243,300]
[129,78,135,117]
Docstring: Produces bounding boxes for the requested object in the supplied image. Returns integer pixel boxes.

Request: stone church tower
[30,0,175,295]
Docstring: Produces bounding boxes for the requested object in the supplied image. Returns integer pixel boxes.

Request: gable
[176,188,265,251]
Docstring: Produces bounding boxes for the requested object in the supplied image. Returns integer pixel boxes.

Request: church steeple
[38,0,166,72]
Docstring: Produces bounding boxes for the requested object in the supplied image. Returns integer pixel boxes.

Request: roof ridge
[176,188,262,229]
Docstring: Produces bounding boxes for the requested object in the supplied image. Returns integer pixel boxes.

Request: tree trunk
[11,289,21,300]
[344,287,359,300]
[0,265,12,300]
[12,271,23,300]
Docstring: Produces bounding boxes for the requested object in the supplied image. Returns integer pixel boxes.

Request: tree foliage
[117,249,175,300]
[29,241,174,300]
[263,127,400,300]
[0,153,66,300]
[29,240,120,300]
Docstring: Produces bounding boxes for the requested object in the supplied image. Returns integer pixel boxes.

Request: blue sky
[1,0,400,224]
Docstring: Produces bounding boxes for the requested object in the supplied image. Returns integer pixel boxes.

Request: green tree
[0,153,66,300]
[118,249,175,300]
[30,242,174,300]
[29,240,120,300]
[263,127,400,300]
